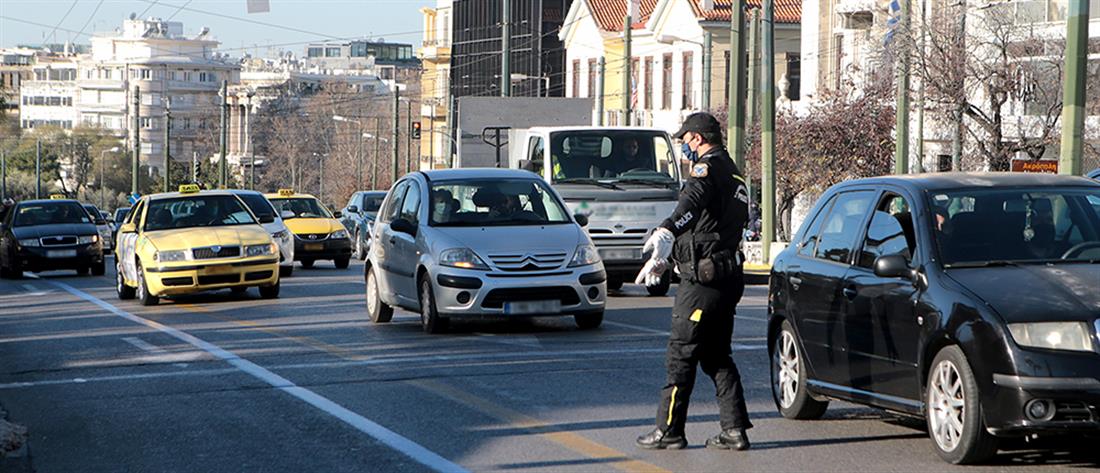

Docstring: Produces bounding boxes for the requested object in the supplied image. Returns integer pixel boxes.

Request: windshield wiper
[945,260,1024,269]
[616,178,677,189]
[557,178,622,190]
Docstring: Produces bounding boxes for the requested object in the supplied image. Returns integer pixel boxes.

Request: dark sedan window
[797,194,836,257]
[13,202,93,227]
[857,194,917,268]
[934,188,1100,265]
[362,195,385,213]
[813,191,874,263]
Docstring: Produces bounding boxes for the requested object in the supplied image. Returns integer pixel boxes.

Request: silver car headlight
[1008,322,1094,352]
[330,229,349,240]
[18,238,40,247]
[569,244,601,267]
[439,248,489,270]
[78,235,99,244]
[154,250,190,262]
[246,243,277,257]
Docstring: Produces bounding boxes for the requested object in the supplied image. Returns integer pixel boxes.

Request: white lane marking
[0,367,241,390]
[603,320,668,335]
[473,333,542,349]
[121,336,168,355]
[48,280,468,473]
[21,283,47,296]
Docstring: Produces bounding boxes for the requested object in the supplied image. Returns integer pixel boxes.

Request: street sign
[128,193,141,204]
[1010,159,1058,174]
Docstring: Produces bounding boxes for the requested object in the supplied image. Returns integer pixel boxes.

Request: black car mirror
[333,211,343,219]
[874,254,916,280]
[347,205,358,214]
[574,214,589,227]
[390,217,418,237]
[258,215,275,224]
[95,218,107,226]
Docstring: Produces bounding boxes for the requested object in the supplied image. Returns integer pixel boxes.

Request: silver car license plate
[504,300,561,315]
[599,248,641,261]
[47,249,77,258]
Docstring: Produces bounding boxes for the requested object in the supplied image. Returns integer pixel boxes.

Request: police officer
[635,112,752,451]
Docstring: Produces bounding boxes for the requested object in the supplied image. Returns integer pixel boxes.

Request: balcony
[836,0,874,30]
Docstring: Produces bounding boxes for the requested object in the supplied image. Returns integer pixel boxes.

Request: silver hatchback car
[364,169,607,333]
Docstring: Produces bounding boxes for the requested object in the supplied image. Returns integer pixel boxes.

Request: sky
[0,0,434,57]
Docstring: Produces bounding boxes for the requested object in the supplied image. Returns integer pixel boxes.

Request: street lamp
[100,147,120,209]
[509,73,551,98]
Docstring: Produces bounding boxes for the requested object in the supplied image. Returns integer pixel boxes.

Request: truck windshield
[430,179,572,227]
[547,130,677,185]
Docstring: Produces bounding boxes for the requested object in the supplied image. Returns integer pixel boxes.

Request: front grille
[1053,402,1095,422]
[482,286,581,309]
[488,251,567,271]
[244,270,273,281]
[40,235,77,246]
[161,277,194,287]
[296,233,329,241]
[193,246,241,260]
[197,274,240,285]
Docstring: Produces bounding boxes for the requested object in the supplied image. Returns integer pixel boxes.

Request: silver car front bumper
[431,264,606,317]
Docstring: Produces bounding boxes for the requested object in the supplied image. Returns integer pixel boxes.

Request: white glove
[634,258,668,287]
[643,227,674,261]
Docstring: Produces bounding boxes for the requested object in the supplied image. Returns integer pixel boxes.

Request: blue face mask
[681,142,699,163]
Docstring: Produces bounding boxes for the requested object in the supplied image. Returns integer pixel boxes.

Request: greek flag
[884,0,901,46]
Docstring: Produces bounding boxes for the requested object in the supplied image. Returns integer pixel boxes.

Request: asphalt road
[1,259,1096,472]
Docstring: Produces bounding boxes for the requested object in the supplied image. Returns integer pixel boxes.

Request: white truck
[509,126,682,295]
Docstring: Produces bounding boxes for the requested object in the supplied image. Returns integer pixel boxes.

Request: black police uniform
[653,144,752,440]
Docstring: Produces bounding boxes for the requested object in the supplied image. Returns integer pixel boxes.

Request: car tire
[76,266,89,276]
[136,261,159,306]
[771,319,829,420]
[418,274,448,334]
[335,257,350,269]
[91,259,106,276]
[365,265,393,323]
[574,311,603,330]
[279,265,293,278]
[301,259,314,269]
[231,286,248,295]
[116,260,135,300]
[259,281,280,299]
[606,278,623,291]
[354,232,367,260]
[645,270,671,297]
[926,346,998,465]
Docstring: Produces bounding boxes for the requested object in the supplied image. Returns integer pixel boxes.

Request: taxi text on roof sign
[178,184,201,194]
[49,194,67,200]
[278,189,295,197]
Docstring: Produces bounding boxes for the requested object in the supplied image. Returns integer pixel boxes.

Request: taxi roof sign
[178,184,201,194]
[277,189,295,197]
[49,194,67,200]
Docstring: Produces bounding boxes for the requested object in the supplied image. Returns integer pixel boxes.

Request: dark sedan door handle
[789,276,802,290]
[843,286,858,300]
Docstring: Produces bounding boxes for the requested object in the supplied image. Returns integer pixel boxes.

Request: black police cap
[672,112,722,139]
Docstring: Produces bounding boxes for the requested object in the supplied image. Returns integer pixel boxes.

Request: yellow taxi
[264,189,352,269]
[115,185,281,305]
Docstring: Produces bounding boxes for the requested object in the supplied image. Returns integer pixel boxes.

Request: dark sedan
[339,191,387,260]
[768,173,1100,464]
[1088,168,1100,180]
[1,199,106,278]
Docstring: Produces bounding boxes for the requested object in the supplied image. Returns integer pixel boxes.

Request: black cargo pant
[655,269,753,435]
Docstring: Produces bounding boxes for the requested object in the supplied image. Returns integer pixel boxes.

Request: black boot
[705,429,750,451]
[635,428,687,450]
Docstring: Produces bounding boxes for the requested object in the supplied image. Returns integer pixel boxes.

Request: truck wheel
[646,270,671,297]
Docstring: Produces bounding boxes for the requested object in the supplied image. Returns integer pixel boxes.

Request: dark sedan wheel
[771,320,828,419]
[335,257,350,269]
[926,346,997,464]
[365,265,393,323]
[91,259,106,276]
[116,260,135,300]
[419,275,448,334]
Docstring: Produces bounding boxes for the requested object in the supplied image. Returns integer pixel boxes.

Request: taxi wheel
[365,265,393,323]
[231,286,248,295]
[301,260,315,269]
[419,275,449,334]
[136,262,159,306]
[116,260,135,300]
[259,281,280,299]
[91,259,106,276]
[645,270,671,297]
[575,311,603,330]
[335,257,350,269]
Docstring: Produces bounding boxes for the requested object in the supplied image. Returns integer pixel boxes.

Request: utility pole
[406,99,413,173]
[702,30,712,110]
[895,0,911,175]
[219,79,228,188]
[318,154,325,203]
[501,0,510,97]
[1058,0,1090,176]
[392,86,401,183]
[596,56,606,126]
[916,0,926,173]
[1,149,6,201]
[747,9,761,125]
[35,139,42,199]
[373,117,381,189]
[445,95,455,168]
[246,94,254,190]
[728,1,747,173]
[132,86,141,195]
[761,0,776,264]
[357,116,365,188]
[622,14,633,126]
[163,96,171,193]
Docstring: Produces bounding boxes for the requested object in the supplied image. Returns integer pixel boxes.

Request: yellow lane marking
[411,379,671,473]
[174,303,368,362]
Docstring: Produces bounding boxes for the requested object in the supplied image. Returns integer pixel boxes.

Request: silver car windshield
[429,179,571,227]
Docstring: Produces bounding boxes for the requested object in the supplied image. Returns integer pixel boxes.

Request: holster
[697,249,743,284]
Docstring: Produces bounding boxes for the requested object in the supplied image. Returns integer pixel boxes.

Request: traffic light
[411,121,422,139]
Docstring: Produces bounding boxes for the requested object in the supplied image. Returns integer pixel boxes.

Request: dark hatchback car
[340,191,387,260]
[0,199,106,278]
[768,173,1100,464]
[1088,168,1100,181]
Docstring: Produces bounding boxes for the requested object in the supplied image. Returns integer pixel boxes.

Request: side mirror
[280,210,295,220]
[347,205,358,214]
[574,213,589,227]
[333,211,343,219]
[119,223,137,234]
[258,214,276,224]
[874,254,916,280]
[390,217,418,237]
[95,218,107,226]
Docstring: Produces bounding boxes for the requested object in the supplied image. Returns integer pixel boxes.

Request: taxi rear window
[13,202,92,227]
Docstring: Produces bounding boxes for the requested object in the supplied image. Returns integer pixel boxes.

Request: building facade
[18,58,79,130]
[419,0,453,170]
[303,40,420,82]
[1,49,38,120]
